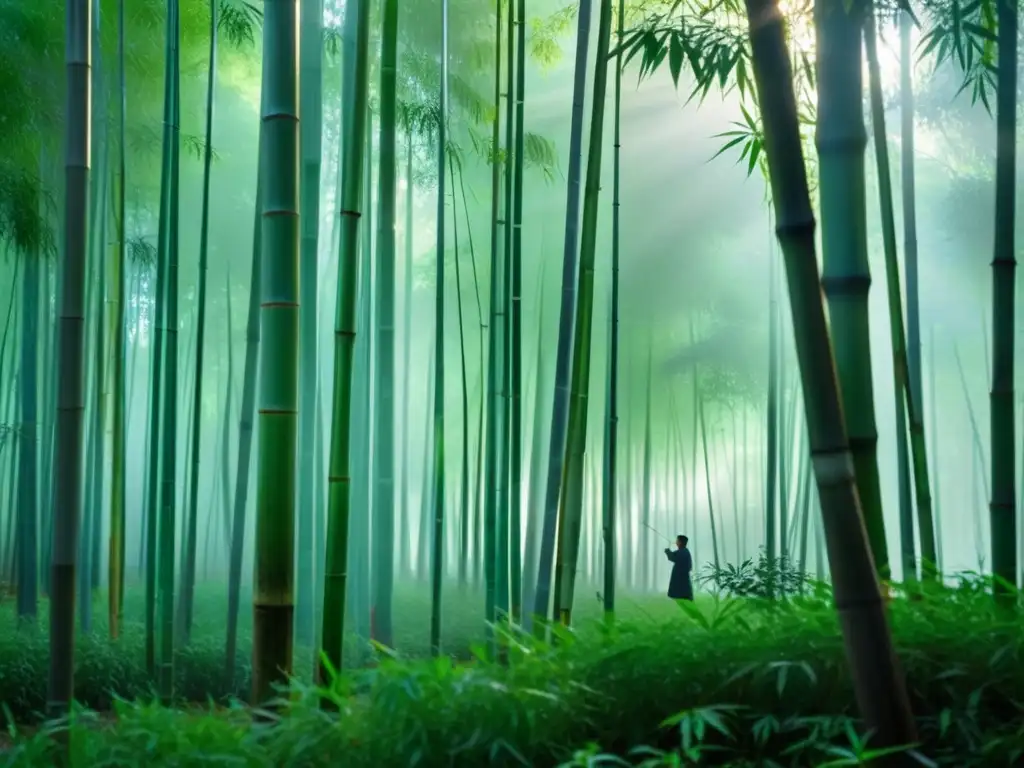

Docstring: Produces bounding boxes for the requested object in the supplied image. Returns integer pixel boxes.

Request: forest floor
[0,577,1020,766]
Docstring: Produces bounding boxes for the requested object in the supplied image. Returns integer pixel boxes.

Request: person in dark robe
[664,534,694,601]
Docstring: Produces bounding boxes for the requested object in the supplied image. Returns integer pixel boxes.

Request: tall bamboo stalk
[456,165,487,588]
[533,0,591,625]
[180,0,219,644]
[320,0,371,683]
[430,0,450,657]
[401,133,414,580]
[224,174,262,687]
[815,0,889,581]
[864,4,938,580]
[509,0,527,626]
[373,0,399,649]
[765,240,779,561]
[989,0,1018,601]
[899,8,923,502]
[742,0,916,747]
[697,394,721,570]
[777,313,788,562]
[297,0,325,648]
[450,157,471,590]
[17,227,40,625]
[48,0,92,718]
[80,133,107,632]
[484,0,506,634]
[155,0,182,703]
[251,0,301,705]
[219,271,235,550]
[497,0,516,625]
[640,347,653,588]
[603,0,624,619]
[522,286,547,626]
[108,0,128,640]
[928,328,943,572]
[553,0,613,626]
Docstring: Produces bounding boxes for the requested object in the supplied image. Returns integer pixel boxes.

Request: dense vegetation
[0,577,1022,765]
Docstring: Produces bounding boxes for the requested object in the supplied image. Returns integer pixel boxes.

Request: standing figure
[664,534,693,601]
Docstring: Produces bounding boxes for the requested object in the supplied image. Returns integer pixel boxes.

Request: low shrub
[699,548,813,600]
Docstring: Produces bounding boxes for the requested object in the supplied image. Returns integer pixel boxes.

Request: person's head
[676,535,688,549]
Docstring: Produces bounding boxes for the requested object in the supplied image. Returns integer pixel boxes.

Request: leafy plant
[699,548,812,599]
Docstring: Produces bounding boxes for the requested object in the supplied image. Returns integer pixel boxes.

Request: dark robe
[665,547,693,600]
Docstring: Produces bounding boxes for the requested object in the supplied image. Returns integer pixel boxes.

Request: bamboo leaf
[668,31,684,86]
[746,139,762,177]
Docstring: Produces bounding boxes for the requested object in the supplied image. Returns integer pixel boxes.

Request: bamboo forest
[3,0,1024,762]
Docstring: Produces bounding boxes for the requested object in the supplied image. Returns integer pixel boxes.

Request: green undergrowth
[3,579,1023,766]
[0,579,678,725]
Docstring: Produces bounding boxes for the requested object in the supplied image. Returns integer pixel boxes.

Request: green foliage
[699,548,813,599]
[711,103,765,180]
[530,4,578,68]
[128,235,159,270]
[0,582,1021,765]
[0,2,59,255]
[398,50,496,128]
[615,0,820,192]
[217,0,262,49]
[0,162,54,257]
[466,128,560,180]
[0,3,61,143]
[128,124,217,164]
[918,0,998,112]
[613,0,1003,200]
[0,0,263,257]
[388,44,559,188]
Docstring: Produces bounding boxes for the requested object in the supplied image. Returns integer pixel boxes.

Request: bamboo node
[810,448,856,486]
